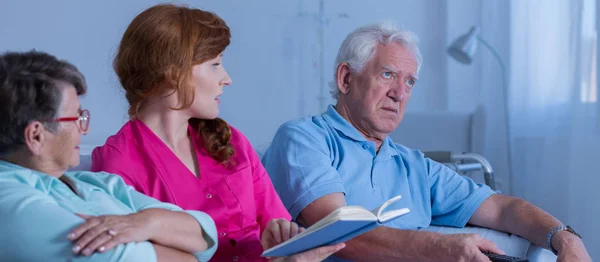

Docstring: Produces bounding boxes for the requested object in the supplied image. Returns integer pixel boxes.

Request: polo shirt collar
[322,105,399,157]
[322,105,369,142]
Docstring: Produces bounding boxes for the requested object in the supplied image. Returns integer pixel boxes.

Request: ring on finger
[107,229,118,236]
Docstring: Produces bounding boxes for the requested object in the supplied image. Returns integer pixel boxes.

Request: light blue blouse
[0,160,218,262]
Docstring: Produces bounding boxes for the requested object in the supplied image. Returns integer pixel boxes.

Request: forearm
[153,244,198,262]
[140,209,207,253]
[498,196,561,248]
[335,227,440,262]
[499,198,588,254]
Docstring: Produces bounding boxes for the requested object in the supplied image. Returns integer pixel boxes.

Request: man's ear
[23,121,46,156]
[336,62,353,95]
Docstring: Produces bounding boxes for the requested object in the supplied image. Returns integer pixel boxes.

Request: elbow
[192,230,210,253]
[196,242,209,254]
[181,211,217,253]
[498,196,529,229]
[502,196,529,215]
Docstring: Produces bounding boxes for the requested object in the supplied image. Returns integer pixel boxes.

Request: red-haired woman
[91,4,344,262]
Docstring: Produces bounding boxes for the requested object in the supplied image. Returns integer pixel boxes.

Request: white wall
[5,1,598,256]
[2,0,508,187]
[0,0,452,148]
[1,0,512,191]
[446,0,483,113]
[1,0,509,191]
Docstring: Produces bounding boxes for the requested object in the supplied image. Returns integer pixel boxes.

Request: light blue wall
[8,1,597,259]
[443,0,514,195]
[0,0,455,148]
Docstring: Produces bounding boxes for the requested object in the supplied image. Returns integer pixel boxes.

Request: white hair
[329,21,422,100]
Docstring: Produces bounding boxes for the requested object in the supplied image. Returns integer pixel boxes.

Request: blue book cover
[262,195,410,258]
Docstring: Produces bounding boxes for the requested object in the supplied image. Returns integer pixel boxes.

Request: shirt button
[219,232,227,237]
[232,256,238,261]
[362,144,369,149]
[206,193,213,199]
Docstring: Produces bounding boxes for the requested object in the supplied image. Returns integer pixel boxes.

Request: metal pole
[477,36,513,190]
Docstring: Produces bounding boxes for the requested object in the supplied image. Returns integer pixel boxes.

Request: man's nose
[389,83,408,102]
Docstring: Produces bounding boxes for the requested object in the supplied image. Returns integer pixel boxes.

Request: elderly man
[262,22,591,261]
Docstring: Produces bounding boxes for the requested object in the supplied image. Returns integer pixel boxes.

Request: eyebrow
[381,65,397,73]
[382,65,419,80]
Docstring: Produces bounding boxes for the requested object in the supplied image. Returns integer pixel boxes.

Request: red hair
[114,4,234,163]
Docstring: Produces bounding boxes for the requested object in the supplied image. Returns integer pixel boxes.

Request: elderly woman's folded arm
[0,181,216,262]
[121,186,219,261]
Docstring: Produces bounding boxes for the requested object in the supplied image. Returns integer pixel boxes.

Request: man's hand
[553,231,592,262]
[429,233,505,262]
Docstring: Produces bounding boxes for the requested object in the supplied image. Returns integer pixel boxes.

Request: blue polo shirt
[262,105,494,230]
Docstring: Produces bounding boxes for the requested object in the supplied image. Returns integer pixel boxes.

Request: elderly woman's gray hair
[0,50,87,156]
[329,21,422,100]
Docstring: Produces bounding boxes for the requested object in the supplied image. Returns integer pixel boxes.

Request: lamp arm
[476,36,507,85]
[476,36,514,191]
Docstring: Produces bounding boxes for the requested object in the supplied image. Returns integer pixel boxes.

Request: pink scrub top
[91,120,291,261]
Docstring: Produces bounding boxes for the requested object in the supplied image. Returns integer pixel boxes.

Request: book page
[378,208,410,223]
[304,206,376,235]
[370,195,411,223]
[373,195,403,217]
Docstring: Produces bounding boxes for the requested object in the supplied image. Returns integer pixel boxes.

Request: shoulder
[225,124,259,168]
[0,168,52,197]
[68,171,130,193]
[390,140,454,178]
[92,121,149,171]
[264,116,335,163]
[390,141,432,170]
[94,121,136,156]
[274,115,332,143]
[228,124,252,150]
[0,167,63,209]
[390,141,426,160]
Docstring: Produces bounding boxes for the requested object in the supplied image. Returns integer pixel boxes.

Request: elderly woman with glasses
[0,50,218,262]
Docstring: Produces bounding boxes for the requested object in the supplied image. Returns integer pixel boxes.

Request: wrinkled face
[43,85,85,170]
[187,53,232,119]
[342,43,418,137]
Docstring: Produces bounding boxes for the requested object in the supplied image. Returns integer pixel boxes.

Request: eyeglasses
[54,109,91,132]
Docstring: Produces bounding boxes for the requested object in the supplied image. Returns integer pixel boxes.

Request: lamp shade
[447,26,480,64]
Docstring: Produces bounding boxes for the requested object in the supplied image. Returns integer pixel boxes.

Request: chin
[378,124,399,134]
[195,112,219,120]
[69,156,80,169]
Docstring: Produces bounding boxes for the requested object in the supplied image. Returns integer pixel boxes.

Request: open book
[262,195,410,257]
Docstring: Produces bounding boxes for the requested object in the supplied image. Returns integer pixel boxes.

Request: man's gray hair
[329,21,422,100]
